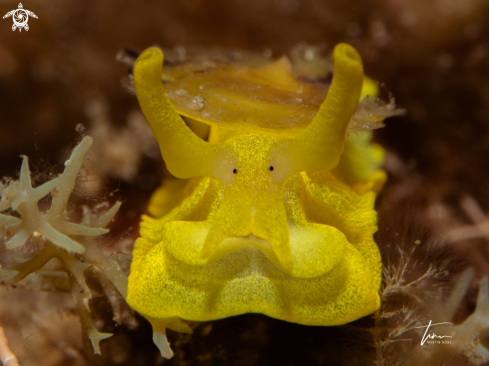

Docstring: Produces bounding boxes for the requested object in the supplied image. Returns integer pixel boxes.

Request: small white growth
[348,96,404,134]
[289,43,332,80]
[304,48,315,61]
[148,316,193,360]
[0,137,110,253]
[64,160,71,167]
[202,111,211,119]
[199,85,204,90]
[175,89,188,96]
[189,96,205,111]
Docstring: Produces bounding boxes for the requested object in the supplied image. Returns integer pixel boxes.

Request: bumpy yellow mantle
[127,43,385,358]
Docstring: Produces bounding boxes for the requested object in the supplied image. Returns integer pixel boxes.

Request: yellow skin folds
[127,43,384,357]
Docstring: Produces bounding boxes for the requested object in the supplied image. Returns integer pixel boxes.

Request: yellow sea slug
[126,43,399,358]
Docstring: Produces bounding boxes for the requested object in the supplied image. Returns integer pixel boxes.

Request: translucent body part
[160,50,380,137]
[128,43,388,358]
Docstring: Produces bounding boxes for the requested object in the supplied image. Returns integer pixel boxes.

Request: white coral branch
[0,136,110,253]
[1,136,126,356]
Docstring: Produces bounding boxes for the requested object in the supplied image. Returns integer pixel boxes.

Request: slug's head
[133,43,364,183]
[212,134,282,197]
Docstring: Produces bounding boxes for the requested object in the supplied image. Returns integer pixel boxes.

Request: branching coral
[0,136,128,354]
[0,137,108,253]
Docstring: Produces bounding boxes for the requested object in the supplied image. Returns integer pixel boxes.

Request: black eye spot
[233,169,237,174]
[269,166,274,171]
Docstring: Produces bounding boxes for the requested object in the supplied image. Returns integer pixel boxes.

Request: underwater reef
[2,0,489,365]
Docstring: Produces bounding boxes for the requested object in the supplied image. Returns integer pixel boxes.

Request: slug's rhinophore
[127,43,397,358]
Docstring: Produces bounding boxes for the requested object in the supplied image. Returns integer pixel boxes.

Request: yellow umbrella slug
[127,43,396,358]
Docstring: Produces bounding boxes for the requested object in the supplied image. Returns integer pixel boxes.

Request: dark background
[1,0,488,202]
[1,0,489,365]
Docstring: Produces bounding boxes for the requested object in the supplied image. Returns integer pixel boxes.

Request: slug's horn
[273,43,364,179]
[133,48,225,179]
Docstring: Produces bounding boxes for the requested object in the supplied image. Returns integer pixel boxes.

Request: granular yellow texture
[127,43,385,358]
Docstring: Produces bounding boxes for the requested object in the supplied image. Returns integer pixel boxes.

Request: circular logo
[12,9,28,28]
